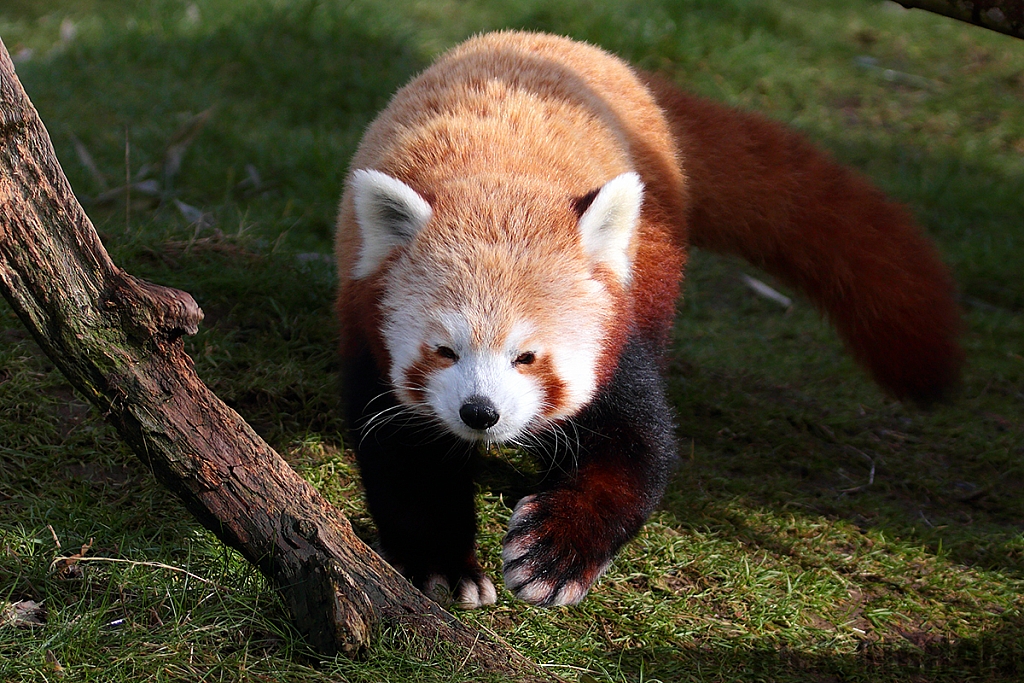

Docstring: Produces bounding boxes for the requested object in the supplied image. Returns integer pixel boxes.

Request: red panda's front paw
[378,549,497,609]
[501,493,614,607]
[421,572,498,610]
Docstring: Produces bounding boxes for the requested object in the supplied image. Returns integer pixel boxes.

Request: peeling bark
[0,36,554,682]
[893,0,1024,39]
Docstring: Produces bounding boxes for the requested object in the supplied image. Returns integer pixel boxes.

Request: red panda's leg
[502,336,679,607]
[343,352,496,609]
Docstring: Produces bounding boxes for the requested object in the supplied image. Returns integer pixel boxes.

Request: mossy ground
[1,1,1023,681]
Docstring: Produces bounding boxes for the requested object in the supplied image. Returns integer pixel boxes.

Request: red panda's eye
[514,351,536,366]
[436,346,459,362]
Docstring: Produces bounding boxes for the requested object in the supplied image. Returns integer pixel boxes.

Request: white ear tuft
[577,172,644,285]
[351,169,433,279]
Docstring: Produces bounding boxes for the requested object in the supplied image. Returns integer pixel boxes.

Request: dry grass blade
[163,107,215,188]
[741,273,793,308]
[174,198,215,230]
[234,163,280,197]
[49,555,225,588]
[90,179,163,205]
[44,649,65,677]
[66,128,109,191]
[839,446,876,493]
[1,601,47,628]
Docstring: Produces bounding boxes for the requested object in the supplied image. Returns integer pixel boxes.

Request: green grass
[2,0,1023,681]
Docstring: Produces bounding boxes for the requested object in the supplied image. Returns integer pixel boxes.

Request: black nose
[459,397,500,430]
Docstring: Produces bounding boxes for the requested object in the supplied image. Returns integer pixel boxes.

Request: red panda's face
[349,170,643,443]
[381,263,613,443]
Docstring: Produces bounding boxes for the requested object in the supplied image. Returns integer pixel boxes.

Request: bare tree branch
[893,0,1024,39]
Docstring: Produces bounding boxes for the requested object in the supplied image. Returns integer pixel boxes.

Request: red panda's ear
[576,172,644,286]
[350,169,433,279]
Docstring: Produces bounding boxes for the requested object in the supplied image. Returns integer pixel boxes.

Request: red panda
[334,31,962,609]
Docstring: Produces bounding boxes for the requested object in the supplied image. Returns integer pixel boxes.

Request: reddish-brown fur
[404,343,452,405]
[519,355,567,420]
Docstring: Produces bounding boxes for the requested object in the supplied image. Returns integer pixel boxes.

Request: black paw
[501,493,614,607]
